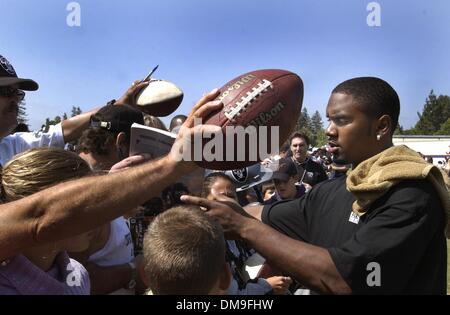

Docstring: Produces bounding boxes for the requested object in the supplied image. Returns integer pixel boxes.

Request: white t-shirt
[0,124,65,166]
[88,216,134,267]
[88,217,135,295]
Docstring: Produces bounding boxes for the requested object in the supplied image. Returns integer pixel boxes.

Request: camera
[129,197,164,256]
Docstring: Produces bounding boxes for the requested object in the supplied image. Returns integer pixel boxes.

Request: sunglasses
[0,87,25,101]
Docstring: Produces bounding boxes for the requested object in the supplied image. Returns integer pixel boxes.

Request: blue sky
[1,0,449,130]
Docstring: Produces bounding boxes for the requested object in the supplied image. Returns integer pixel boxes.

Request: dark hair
[332,77,400,134]
[261,182,275,194]
[162,183,189,209]
[13,123,30,133]
[201,172,234,198]
[280,142,290,154]
[77,128,117,155]
[289,132,310,146]
[141,197,164,216]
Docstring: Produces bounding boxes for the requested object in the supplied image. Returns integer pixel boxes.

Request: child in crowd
[201,173,292,295]
[142,206,231,294]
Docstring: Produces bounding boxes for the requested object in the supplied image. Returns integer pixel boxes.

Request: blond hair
[143,205,226,295]
[1,148,92,201]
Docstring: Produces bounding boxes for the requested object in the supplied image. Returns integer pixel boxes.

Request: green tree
[413,91,450,135]
[315,130,328,147]
[310,111,321,139]
[394,125,404,135]
[71,106,82,117]
[295,107,313,144]
[42,106,83,132]
[310,111,327,147]
[436,118,450,135]
[42,118,52,132]
[42,116,62,132]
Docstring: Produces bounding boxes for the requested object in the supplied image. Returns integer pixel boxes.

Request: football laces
[224,79,273,121]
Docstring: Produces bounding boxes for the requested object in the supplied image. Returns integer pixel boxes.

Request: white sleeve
[0,123,65,165]
[226,277,273,295]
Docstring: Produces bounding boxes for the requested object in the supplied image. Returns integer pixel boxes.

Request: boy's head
[142,205,230,295]
[272,158,299,200]
[201,172,237,201]
[77,104,144,170]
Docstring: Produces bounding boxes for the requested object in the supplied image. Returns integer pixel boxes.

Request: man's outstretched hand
[180,194,256,239]
[115,80,149,107]
[168,89,223,170]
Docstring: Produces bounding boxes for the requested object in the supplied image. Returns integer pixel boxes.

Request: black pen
[142,65,159,82]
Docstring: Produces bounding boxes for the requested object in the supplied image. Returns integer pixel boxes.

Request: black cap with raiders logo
[0,55,38,90]
[204,162,274,192]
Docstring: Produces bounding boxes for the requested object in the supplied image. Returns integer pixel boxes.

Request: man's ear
[218,262,232,293]
[115,132,127,148]
[138,260,149,287]
[376,115,393,138]
[115,132,131,156]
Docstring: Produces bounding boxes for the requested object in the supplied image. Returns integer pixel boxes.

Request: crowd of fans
[1,54,449,295]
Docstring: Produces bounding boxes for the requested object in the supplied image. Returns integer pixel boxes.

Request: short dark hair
[77,128,116,155]
[332,77,400,134]
[289,132,310,146]
[162,182,189,209]
[201,172,234,198]
[90,104,144,139]
[78,104,144,155]
[261,182,275,194]
[279,142,290,154]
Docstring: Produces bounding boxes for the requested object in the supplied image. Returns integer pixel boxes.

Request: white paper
[129,123,176,158]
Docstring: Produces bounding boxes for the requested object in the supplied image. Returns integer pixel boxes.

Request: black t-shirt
[294,158,328,186]
[262,175,447,294]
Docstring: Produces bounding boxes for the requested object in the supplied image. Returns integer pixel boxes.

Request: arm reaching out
[179,195,351,294]
[61,80,149,143]
[0,89,223,262]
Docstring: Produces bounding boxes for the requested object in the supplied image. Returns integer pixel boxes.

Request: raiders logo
[231,168,248,183]
[0,55,16,76]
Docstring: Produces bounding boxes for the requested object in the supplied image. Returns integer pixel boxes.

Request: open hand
[180,194,254,239]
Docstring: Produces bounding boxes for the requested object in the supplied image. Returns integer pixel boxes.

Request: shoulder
[263,195,278,206]
[306,158,325,170]
[309,175,345,194]
[0,133,25,147]
[368,179,445,224]
[383,180,442,211]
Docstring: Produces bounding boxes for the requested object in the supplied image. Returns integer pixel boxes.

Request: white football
[135,79,184,116]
